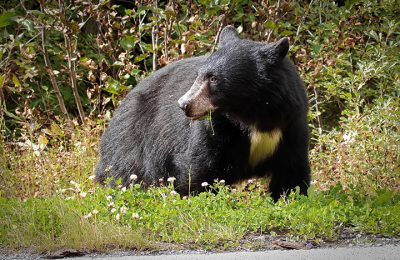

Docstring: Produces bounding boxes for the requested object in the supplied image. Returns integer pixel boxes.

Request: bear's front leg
[172,122,220,196]
[268,128,311,201]
[172,152,217,196]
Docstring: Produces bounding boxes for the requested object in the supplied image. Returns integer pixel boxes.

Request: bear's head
[178,26,290,126]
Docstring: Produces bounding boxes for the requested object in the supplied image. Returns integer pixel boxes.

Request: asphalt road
[66,245,400,260]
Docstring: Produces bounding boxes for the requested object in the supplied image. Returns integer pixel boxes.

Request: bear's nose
[178,98,188,111]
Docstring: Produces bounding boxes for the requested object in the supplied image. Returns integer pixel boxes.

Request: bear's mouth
[187,109,215,121]
[189,114,209,120]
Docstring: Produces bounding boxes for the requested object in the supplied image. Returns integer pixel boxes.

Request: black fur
[95,26,310,201]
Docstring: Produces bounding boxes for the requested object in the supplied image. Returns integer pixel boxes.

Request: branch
[39,1,69,120]
[59,0,86,125]
[151,25,158,71]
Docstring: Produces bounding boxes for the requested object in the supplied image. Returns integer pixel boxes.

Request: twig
[313,85,323,135]
[151,1,158,71]
[0,33,15,119]
[151,22,158,69]
[275,0,281,18]
[294,0,315,44]
[267,0,281,42]
[212,15,226,52]
[164,2,174,63]
[319,0,322,24]
[65,35,86,125]
[164,22,170,62]
[137,1,148,72]
[39,0,69,120]
[59,0,86,125]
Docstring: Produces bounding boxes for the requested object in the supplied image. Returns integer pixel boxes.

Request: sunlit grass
[1,183,399,254]
[0,197,150,253]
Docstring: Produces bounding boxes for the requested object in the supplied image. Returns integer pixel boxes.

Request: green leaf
[105,78,123,95]
[281,30,294,36]
[112,61,124,66]
[0,75,4,87]
[50,123,64,137]
[12,74,21,87]
[134,53,148,63]
[30,99,41,108]
[0,12,17,27]
[4,110,21,121]
[130,69,141,76]
[120,35,137,51]
[21,19,35,32]
[38,134,49,147]
[264,20,276,30]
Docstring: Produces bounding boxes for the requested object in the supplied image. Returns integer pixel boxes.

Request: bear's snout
[177,98,188,112]
[178,79,216,120]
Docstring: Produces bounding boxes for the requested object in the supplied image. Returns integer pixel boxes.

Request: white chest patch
[249,129,282,168]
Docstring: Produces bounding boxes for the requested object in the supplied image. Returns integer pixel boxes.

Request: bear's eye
[209,76,217,84]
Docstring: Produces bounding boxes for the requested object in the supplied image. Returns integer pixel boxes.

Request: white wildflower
[115,213,120,221]
[342,131,357,144]
[120,206,128,214]
[219,180,225,184]
[132,213,139,219]
[92,209,99,215]
[88,175,96,180]
[32,143,39,152]
[170,190,177,196]
[84,213,92,219]
[121,186,127,192]
[130,174,138,181]
[106,195,113,201]
[167,177,176,182]
[70,180,80,190]
[111,208,117,213]
[201,182,209,187]
[79,192,87,198]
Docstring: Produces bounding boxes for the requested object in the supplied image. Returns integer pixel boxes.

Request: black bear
[95,26,310,201]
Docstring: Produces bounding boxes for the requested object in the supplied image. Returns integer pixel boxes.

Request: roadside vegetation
[1,0,399,254]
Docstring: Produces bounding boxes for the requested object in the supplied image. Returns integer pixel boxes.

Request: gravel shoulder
[69,245,400,260]
[1,232,399,260]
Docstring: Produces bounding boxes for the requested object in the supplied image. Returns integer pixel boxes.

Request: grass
[0,197,150,252]
[0,124,99,199]
[1,167,399,253]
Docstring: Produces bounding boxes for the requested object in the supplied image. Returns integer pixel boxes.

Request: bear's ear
[260,37,289,63]
[218,25,240,48]
[273,37,289,59]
